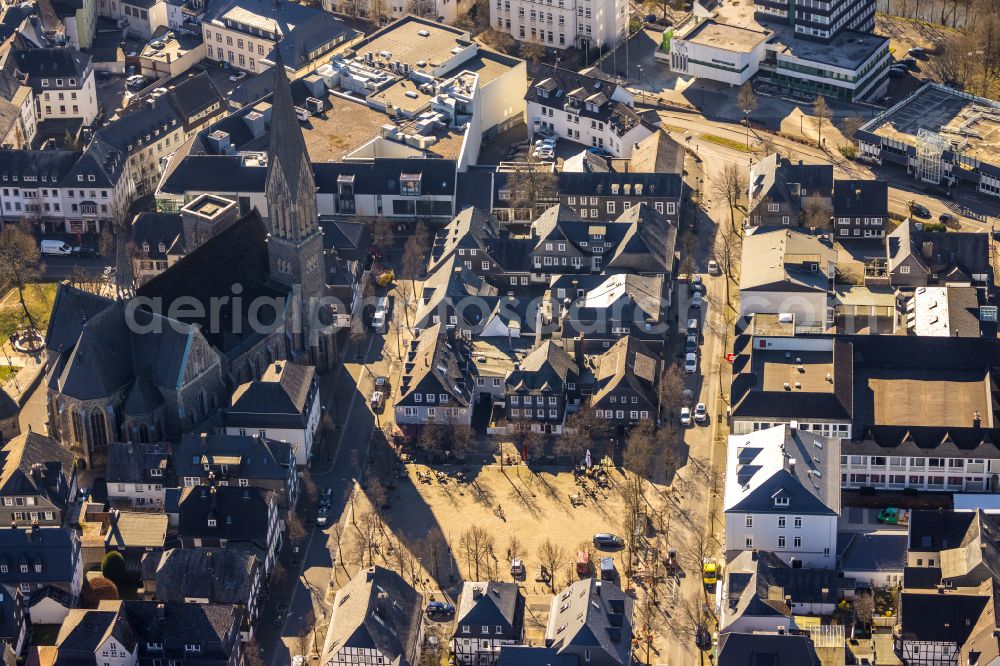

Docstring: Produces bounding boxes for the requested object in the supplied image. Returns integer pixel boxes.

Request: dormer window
[142,242,150,253]
[150,468,162,477]
[774,496,789,507]
[207,518,217,527]
[158,243,166,253]
[400,173,421,196]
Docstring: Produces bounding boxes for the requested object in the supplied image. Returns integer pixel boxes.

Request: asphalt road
[41,254,114,281]
[266,335,381,664]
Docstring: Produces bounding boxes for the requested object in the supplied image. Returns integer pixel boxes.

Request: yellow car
[702,560,718,586]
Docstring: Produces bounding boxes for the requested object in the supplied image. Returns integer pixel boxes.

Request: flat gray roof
[684,19,769,51]
[771,29,888,71]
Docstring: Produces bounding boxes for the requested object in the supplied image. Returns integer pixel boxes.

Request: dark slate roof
[904,566,943,589]
[162,72,225,125]
[725,425,840,516]
[319,220,370,261]
[0,588,23,644]
[604,203,676,274]
[159,155,267,194]
[456,171,494,212]
[899,591,990,644]
[0,431,74,506]
[122,600,241,654]
[227,361,315,426]
[498,647,577,666]
[322,566,422,666]
[0,149,80,184]
[177,485,273,542]
[64,135,126,188]
[545,579,632,666]
[908,509,978,552]
[527,64,655,138]
[717,632,821,666]
[123,373,165,415]
[837,532,907,573]
[833,179,888,218]
[173,434,292,484]
[0,526,78,585]
[12,47,89,81]
[136,210,287,355]
[847,426,1000,460]
[590,335,658,406]
[628,130,684,174]
[131,212,183,261]
[888,222,991,278]
[506,340,578,395]
[455,582,522,633]
[396,323,475,408]
[56,608,134,655]
[265,53,310,202]
[140,548,259,606]
[313,158,457,197]
[556,171,682,200]
[44,281,113,356]
[106,441,171,486]
[749,154,833,216]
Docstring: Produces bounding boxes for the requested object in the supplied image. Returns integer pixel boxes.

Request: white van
[40,240,73,256]
[371,297,389,333]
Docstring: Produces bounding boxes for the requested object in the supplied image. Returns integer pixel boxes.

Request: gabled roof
[628,130,684,174]
[739,227,836,292]
[173,434,293,484]
[121,600,242,654]
[589,336,658,406]
[140,548,260,606]
[429,207,501,273]
[44,281,113,356]
[176,485,273,543]
[724,425,840,516]
[104,510,168,550]
[0,526,78,585]
[604,203,676,274]
[455,582,522,631]
[847,426,1000,460]
[717,632,821,666]
[131,212,184,261]
[322,566,422,666]
[56,607,135,656]
[0,431,74,499]
[837,531,907,573]
[545,579,632,666]
[888,222,990,278]
[899,587,991,644]
[506,340,578,395]
[12,46,89,81]
[748,154,833,216]
[397,323,475,407]
[228,361,315,424]
[106,442,171,486]
[833,179,888,218]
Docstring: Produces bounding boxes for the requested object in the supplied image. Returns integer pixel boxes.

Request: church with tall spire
[264,54,330,368]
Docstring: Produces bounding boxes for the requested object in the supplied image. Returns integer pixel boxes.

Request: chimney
[974,411,983,428]
[788,458,796,472]
[156,603,166,619]
[595,581,602,596]
[922,241,934,260]
[366,567,375,582]
[200,432,208,449]
[472,586,483,600]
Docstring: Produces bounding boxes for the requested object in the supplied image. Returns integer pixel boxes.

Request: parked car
[40,239,74,256]
[877,507,911,525]
[693,402,708,424]
[685,335,699,353]
[510,559,525,576]
[229,70,248,82]
[689,293,704,309]
[372,296,389,333]
[73,245,101,258]
[316,504,329,526]
[587,146,612,158]
[888,68,906,79]
[126,75,146,89]
[593,533,624,549]
[908,201,931,218]
[687,318,700,336]
[370,389,386,413]
[689,275,704,295]
[900,56,918,69]
[939,212,956,224]
[702,560,718,586]
[679,406,692,426]
[684,352,698,374]
[706,259,721,275]
[908,46,927,57]
[600,556,615,581]
[426,601,455,616]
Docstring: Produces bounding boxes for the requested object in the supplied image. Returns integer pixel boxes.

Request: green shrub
[100,551,126,584]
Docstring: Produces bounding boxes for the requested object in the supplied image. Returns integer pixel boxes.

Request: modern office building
[490,0,627,50]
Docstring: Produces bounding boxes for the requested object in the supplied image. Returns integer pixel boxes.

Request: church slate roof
[44,282,113,356]
[136,210,286,355]
[265,53,311,203]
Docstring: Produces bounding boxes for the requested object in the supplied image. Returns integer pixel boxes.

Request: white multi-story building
[14,47,98,125]
[490,0,626,50]
[202,0,355,74]
[526,64,657,158]
[724,424,840,569]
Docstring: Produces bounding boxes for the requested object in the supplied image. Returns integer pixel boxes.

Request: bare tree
[459,525,495,580]
[557,408,606,463]
[0,222,42,331]
[854,590,876,627]
[623,421,657,478]
[927,33,977,90]
[504,162,558,222]
[520,41,547,62]
[737,82,758,148]
[813,96,832,148]
[711,163,747,233]
[416,532,449,583]
[537,538,567,592]
[291,630,311,661]
[657,363,686,422]
[713,223,743,306]
[479,28,515,54]
[400,221,430,281]
[841,114,866,146]
[364,216,395,250]
[801,193,833,229]
[506,534,525,563]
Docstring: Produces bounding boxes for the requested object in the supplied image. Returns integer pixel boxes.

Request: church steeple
[265,51,318,242]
